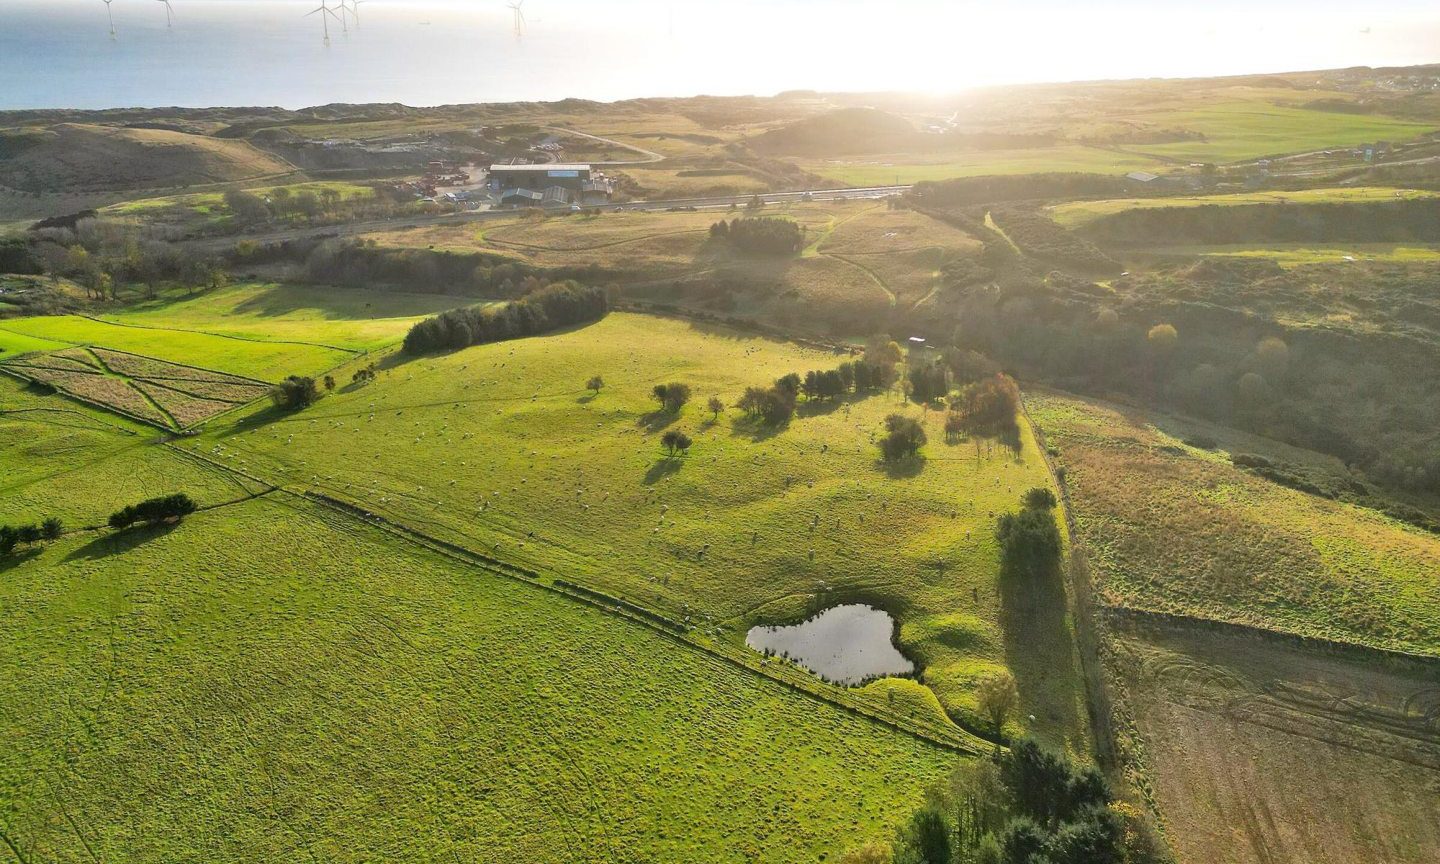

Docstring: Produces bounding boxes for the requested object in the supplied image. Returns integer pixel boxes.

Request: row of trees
[402,282,608,354]
[28,225,227,301]
[107,494,198,531]
[222,184,424,230]
[0,518,63,555]
[710,216,807,255]
[869,738,1129,864]
[299,238,607,298]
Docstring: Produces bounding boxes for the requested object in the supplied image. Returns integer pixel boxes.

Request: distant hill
[0,123,293,194]
[747,107,916,156]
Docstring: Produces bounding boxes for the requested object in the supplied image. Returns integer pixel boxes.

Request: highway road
[181,184,913,251]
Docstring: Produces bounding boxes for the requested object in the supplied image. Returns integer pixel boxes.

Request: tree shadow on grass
[637,409,679,433]
[796,398,844,419]
[875,455,925,479]
[575,392,598,405]
[728,415,787,443]
[998,564,1085,749]
[643,456,683,485]
[63,522,179,562]
[0,547,43,575]
[217,402,293,438]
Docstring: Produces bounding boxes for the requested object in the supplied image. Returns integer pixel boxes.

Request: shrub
[41,517,63,540]
[271,375,319,410]
[1022,487,1057,510]
[996,491,1061,579]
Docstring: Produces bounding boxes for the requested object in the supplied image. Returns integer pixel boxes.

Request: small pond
[745,604,914,685]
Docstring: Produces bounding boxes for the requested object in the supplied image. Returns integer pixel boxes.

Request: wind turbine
[341,0,364,27]
[507,0,526,41]
[306,0,343,46]
[102,0,117,38]
[333,0,352,37]
[156,0,175,29]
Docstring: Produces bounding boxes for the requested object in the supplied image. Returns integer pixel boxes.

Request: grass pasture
[98,282,460,354]
[1028,390,1440,655]
[1130,243,1440,267]
[3,345,272,430]
[0,375,262,526]
[1048,186,1440,227]
[1124,101,1436,164]
[799,146,1167,186]
[0,314,354,380]
[0,494,955,863]
[197,312,1088,749]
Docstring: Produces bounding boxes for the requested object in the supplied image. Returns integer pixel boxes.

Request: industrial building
[488,163,613,208]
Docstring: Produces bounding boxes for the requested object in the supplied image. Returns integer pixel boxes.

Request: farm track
[165,441,991,756]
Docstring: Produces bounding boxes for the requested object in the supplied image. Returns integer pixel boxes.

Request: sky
[2,0,1438,109]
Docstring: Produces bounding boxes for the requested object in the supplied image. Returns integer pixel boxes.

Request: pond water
[745,604,914,685]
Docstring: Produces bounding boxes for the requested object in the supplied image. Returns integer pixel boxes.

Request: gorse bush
[402,282,608,355]
[108,494,198,531]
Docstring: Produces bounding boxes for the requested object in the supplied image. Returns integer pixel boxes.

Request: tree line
[402,281,608,355]
[853,735,1147,864]
[297,238,607,298]
[0,517,63,555]
[107,494,198,531]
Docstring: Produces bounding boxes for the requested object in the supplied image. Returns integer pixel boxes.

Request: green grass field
[0,313,356,380]
[1125,102,1436,164]
[0,493,955,863]
[0,325,69,361]
[185,312,1086,749]
[1048,186,1440,227]
[0,375,264,526]
[799,146,1167,186]
[1028,390,1440,655]
[1131,243,1440,267]
[99,282,463,354]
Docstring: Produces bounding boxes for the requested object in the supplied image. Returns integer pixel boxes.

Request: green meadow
[99,282,462,354]
[0,313,355,380]
[1048,186,1440,227]
[191,312,1086,749]
[0,375,265,526]
[1027,391,1440,654]
[0,493,953,863]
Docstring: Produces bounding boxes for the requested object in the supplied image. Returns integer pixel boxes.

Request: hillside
[0,123,294,194]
